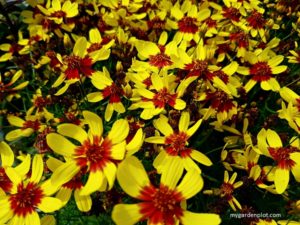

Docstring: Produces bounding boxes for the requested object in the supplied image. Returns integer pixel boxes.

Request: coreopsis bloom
[278,87,300,133]
[204,171,243,211]
[246,10,267,42]
[46,157,92,212]
[87,28,115,53]
[145,112,212,173]
[5,115,46,142]
[112,156,221,225]
[237,48,286,92]
[257,128,300,194]
[0,70,29,102]
[129,72,194,120]
[52,37,110,95]
[168,0,211,42]
[87,67,126,121]
[0,154,62,225]
[46,111,137,195]
[287,42,300,64]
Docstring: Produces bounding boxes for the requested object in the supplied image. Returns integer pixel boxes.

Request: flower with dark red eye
[112,156,221,225]
[257,129,300,194]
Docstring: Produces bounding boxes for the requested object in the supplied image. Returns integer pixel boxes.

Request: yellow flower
[46,111,140,195]
[87,67,126,121]
[0,154,62,225]
[237,48,286,92]
[0,70,28,102]
[257,128,300,194]
[129,71,194,120]
[87,28,115,53]
[145,112,212,173]
[112,156,221,225]
[5,115,46,142]
[52,37,111,95]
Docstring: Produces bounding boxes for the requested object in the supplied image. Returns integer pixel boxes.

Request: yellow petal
[7,115,24,127]
[56,187,72,206]
[176,170,203,199]
[190,150,212,166]
[51,161,80,187]
[179,112,190,132]
[117,156,150,198]
[0,141,14,167]
[83,111,103,137]
[74,189,92,212]
[108,119,129,144]
[135,41,160,59]
[80,170,104,195]
[174,99,186,110]
[268,55,284,67]
[30,154,44,183]
[57,124,88,144]
[110,141,126,160]
[145,136,165,144]
[271,65,287,74]
[187,119,202,137]
[46,133,76,156]
[25,211,40,225]
[15,154,31,177]
[160,156,183,189]
[181,211,221,225]
[41,215,56,225]
[266,129,282,147]
[38,197,62,213]
[103,161,117,190]
[87,92,104,102]
[112,204,143,225]
[105,103,114,122]
[5,167,22,186]
[73,37,87,58]
[153,116,173,136]
[89,28,101,43]
[126,128,144,156]
[274,168,289,194]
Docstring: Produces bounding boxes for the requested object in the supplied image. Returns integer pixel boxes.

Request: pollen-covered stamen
[139,185,183,224]
[102,83,124,103]
[247,10,266,29]
[75,136,112,172]
[220,183,234,199]
[184,60,208,77]
[34,96,51,112]
[152,88,177,108]
[22,119,41,131]
[147,17,166,30]
[222,7,241,22]
[268,146,299,170]
[149,46,173,68]
[178,16,198,34]
[165,132,191,157]
[65,56,94,79]
[9,182,44,217]
[207,90,234,112]
[250,62,272,82]
[0,168,13,192]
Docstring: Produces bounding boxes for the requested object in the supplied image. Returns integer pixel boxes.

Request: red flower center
[297,99,300,112]
[143,77,152,87]
[220,182,234,197]
[75,136,112,172]
[165,132,191,157]
[247,10,266,29]
[22,119,41,131]
[212,70,229,83]
[63,168,87,189]
[230,32,249,48]
[9,182,44,217]
[250,62,272,82]
[206,90,235,112]
[178,16,198,34]
[184,60,208,77]
[65,56,94,79]
[223,7,241,22]
[87,43,103,53]
[50,11,66,18]
[152,88,177,108]
[205,18,217,28]
[102,83,124,103]
[34,96,51,112]
[139,185,183,225]
[149,48,173,68]
[147,17,166,30]
[0,168,13,193]
[268,146,299,169]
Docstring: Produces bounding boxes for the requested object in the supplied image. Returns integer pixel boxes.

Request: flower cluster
[0,0,300,224]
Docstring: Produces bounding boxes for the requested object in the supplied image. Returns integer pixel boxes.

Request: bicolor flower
[112,156,221,225]
[145,112,212,173]
[257,128,300,194]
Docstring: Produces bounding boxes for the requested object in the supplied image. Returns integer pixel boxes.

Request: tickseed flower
[46,157,92,212]
[246,10,267,42]
[52,37,110,95]
[0,154,62,225]
[278,87,300,133]
[168,0,211,42]
[257,128,300,194]
[204,171,243,211]
[0,70,29,102]
[46,111,139,196]
[87,67,126,121]
[5,115,46,142]
[145,112,212,173]
[87,28,115,53]
[287,42,300,64]
[112,156,221,225]
[237,48,287,92]
[129,71,194,120]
